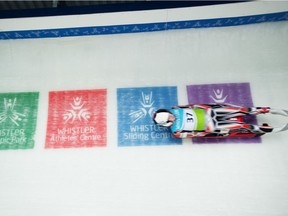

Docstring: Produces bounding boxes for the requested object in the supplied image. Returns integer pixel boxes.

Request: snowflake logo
[129,92,156,123]
[62,97,91,124]
[0,98,26,126]
[210,89,228,103]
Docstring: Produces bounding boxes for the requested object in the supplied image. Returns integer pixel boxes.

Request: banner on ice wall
[45,89,107,148]
[117,86,181,146]
[186,82,261,144]
[0,92,39,150]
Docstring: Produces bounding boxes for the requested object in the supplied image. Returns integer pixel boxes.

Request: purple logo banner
[186,82,261,144]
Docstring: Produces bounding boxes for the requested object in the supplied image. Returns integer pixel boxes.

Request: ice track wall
[0,2,288,216]
[1,1,288,40]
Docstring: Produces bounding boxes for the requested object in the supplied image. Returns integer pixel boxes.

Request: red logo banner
[45,89,106,148]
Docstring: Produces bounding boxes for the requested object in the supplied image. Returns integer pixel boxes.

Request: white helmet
[153,109,174,127]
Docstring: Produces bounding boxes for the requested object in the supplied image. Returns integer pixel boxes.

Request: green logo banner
[0,92,39,150]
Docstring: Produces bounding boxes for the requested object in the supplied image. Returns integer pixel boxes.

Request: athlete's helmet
[153,109,175,127]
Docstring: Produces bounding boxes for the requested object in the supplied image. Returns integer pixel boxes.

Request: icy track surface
[0,21,288,216]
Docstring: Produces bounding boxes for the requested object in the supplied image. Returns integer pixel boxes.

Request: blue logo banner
[117,86,181,146]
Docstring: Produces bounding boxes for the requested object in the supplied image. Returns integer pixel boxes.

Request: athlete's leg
[246,107,270,115]
[212,106,270,119]
[206,107,246,132]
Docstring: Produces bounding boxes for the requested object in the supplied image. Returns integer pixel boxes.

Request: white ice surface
[0,21,288,216]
